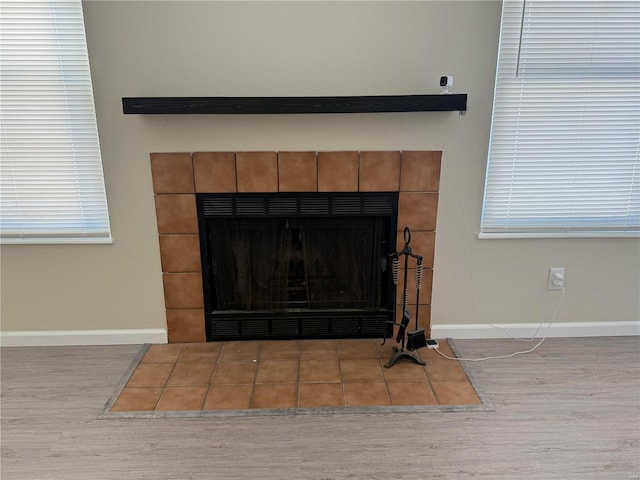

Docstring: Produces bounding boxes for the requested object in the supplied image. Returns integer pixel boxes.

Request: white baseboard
[0,329,168,347]
[1,322,637,346]
[431,321,640,339]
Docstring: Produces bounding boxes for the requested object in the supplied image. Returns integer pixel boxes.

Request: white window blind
[480,0,640,238]
[0,0,111,243]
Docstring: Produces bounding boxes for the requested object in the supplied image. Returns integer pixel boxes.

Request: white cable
[452,106,565,358]
[436,288,565,362]
[435,337,545,362]
[488,288,565,342]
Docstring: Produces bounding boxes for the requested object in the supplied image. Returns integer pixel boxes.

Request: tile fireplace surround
[150,151,440,343]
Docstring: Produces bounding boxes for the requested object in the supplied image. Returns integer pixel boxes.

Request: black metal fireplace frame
[196,192,398,341]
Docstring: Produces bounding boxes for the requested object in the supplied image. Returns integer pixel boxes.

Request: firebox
[197,192,397,341]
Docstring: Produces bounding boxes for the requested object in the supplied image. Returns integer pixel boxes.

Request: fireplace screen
[197,193,397,340]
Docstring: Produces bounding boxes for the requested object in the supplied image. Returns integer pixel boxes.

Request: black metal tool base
[384,346,426,368]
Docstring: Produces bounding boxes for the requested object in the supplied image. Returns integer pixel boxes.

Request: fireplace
[197,192,397,340]
[150,150,440,343]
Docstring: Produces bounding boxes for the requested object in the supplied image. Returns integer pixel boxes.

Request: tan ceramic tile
[278,152,317,192]
[377,339,399,360]
[381,361,427,383]
[193,152,237,193]
[430,381,481,405]
[150,153,194,194]
[359,151,401,192]
[166,309,206,344]
[162,273,204,309]
[393,304,431,332]
[386,323,401,348]
[340,359,384,383]
[299,359,341,383]
[154,194,198,234]
[420,339,455,360]
[111,387,163,412]
[394,268,433,305]
[343,383,390,407]
[126,363,174,388]
[409,304,431,334]
[400,151,441,192]
[260,340,300,360]
[155,386,208,411]
[251,384,298,409]
[317,151,359,192]
[212,361,257,384]
[183,342,223,354]
[436,339,455,356]
[141,344,185,363]
[299,383,344,408]
[179,342,222,362]
[167,362,216,386]
[159,235,201,273]
[424,359,469,382]
[255,360,299,384]
[298,340,339,360]
[387,382,437,406]
[203,384,253,410]
[337,339,379,359]
[395,230,435,268]
[381,350,428,370]
[236,152,278,192]
[219,341,261,362]
[397,192,438,231]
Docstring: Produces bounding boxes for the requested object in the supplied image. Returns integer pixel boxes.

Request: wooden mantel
[122,94,467,115]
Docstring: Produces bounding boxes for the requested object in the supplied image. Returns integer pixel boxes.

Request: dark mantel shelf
[121,94,467,115]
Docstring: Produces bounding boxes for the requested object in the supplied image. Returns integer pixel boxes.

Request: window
[0,0,111,244]
[480,0,640,238]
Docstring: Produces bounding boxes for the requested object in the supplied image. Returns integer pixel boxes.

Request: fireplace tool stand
[383,227,428,369]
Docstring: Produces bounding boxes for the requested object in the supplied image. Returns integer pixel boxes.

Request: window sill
[478,232,640,239]
[0,236,113,245]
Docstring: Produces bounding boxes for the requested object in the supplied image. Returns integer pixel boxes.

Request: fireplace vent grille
[208,314,391,340]
[201,197,233,216]
[364,197,395,215]
[268,197,298,215]
[199,193,396,218]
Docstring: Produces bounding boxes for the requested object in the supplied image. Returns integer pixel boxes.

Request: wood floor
[2,337,639,479]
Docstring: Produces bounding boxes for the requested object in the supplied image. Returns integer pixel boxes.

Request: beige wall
[1,1,638,334]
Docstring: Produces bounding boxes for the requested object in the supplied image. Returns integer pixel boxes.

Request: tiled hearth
[110,339,483,412]
[150,150,440,343]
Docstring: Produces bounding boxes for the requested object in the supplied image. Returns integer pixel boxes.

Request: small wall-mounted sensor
[440,75,453,94]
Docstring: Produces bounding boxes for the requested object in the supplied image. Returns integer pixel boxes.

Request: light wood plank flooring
[2,337,639,479]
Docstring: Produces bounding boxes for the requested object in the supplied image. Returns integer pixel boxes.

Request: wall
[1,1,638,340]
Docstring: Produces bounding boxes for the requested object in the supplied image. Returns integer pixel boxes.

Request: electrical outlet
[547,267,565,290]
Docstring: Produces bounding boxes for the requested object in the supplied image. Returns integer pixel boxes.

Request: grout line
[356,151,360,192]
[233,152,238,193]
[296,349,302,404]
[380,358,393,406]
[153,345,184,411]
[190,153,196,192]
[247,342,261,408]
[197,382,208,411]
[276,152,280,193]
[398,151,404,192]
[201,345,222,411]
